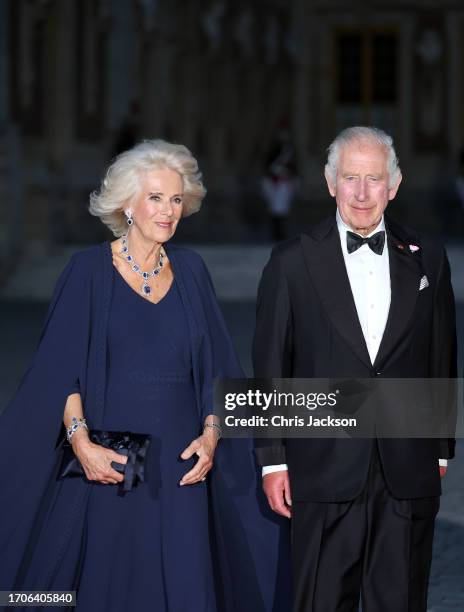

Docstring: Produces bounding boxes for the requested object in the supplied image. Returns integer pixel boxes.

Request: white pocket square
[419,275,429,291]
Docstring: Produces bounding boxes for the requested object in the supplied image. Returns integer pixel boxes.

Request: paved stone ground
[1,243,463,609]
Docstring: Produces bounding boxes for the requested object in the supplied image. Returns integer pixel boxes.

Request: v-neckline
[108,241,175,306]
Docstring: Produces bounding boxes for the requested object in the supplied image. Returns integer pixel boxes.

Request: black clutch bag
[58,430,151,492]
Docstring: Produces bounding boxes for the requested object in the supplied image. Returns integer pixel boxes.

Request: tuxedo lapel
[301,217,372,369]
[373,220,422,369]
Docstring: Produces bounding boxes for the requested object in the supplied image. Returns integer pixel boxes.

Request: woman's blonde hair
[89,139,206,236]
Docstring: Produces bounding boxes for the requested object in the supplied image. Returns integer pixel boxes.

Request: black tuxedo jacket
[253,214,457,502]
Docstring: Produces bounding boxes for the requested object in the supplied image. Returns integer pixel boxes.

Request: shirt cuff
[262,464,289,477]
[263,461,448,474]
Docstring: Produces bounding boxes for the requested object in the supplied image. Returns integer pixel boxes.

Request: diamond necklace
[120,234,165,297]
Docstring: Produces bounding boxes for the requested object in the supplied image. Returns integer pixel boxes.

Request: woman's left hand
[179,428,218,485]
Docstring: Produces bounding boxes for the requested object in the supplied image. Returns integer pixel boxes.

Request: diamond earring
[125,210,133,226]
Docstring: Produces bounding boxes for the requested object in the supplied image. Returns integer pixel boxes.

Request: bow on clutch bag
[58,430,151,492]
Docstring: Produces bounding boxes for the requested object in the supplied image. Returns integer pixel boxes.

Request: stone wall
[1,0,463,254]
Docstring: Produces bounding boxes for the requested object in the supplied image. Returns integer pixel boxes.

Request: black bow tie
[346,230,385,255]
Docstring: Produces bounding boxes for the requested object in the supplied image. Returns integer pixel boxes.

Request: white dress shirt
[262,211,446,476]
[337,211,391,364]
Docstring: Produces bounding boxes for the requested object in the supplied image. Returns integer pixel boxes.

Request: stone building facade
[1,0,463,259]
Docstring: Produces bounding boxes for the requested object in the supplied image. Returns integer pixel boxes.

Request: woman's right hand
[71,431,128,485]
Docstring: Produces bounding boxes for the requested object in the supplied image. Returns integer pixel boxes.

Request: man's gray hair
[325,126,401,188]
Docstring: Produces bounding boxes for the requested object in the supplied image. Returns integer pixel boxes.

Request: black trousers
[271,214,287,242]
[291,445,439,612]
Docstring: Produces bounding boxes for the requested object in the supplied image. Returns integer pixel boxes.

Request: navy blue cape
[0,242,291,611]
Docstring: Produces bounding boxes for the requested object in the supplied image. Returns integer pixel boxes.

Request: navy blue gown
[0,243,292,612]
[75,268,216,611]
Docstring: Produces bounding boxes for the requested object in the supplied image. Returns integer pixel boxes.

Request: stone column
[42,0,77,247]
[106,0,138,132]
[398,17,414,170]
[142,36,177,140]
[0,0,24,266]
[0,0,9,124]
[445,11,462,161]
[290,0,317,193]
[44,0,76,166]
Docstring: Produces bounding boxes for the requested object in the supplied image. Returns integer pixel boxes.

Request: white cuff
[262,464,289,477]
[439,459,448,467]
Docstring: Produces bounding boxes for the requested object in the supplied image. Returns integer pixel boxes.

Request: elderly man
[253,126,457,611]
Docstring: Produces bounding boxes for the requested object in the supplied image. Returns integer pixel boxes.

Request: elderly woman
[0,140,290,611]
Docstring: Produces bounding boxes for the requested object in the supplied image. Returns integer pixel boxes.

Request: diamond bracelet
[204,422,222,439]
[66,416,89,443]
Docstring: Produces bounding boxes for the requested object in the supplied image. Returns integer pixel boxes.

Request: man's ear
[388,172,402,201]
[324,169,336,198]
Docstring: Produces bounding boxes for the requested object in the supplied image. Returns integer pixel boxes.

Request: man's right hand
[262,470,292,518]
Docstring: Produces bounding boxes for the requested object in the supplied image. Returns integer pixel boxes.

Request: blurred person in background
[433,145,464,239]
[450,146,464,235]
[261,119,298,242]
[112,101,141,157]
[0,140,290,612]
